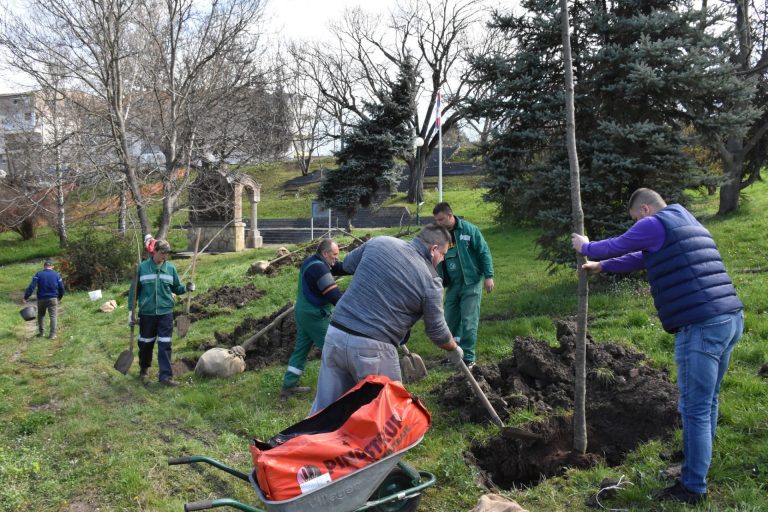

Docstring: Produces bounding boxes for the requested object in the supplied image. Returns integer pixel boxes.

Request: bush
[60,231,135,290]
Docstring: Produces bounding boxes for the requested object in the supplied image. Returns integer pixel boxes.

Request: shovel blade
[400,352,428,383]
[176,315,190,338]
[114,350,134,375]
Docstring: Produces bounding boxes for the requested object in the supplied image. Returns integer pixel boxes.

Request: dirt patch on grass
[202,304,315,370]
[184,284,266,322]
[435,319,679,489]
[62,490,104,511]
[171,357,197,376]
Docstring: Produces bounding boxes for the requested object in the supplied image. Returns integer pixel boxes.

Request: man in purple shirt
[572,188,743,505]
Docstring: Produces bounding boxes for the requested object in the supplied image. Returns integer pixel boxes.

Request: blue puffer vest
[644,204,743,333]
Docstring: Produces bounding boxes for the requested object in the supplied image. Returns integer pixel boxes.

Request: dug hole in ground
[433,319,679,489]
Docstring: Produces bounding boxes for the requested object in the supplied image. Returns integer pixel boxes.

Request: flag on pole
[435,91,442,127]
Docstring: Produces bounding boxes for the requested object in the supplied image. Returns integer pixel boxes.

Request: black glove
[186,282,195,292]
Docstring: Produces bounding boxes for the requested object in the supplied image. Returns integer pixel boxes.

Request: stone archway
[187,169,262,252]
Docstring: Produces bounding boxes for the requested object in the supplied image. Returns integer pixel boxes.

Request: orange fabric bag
[250,375,431,501]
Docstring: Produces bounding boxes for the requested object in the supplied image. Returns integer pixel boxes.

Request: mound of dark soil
[183,284,266,321]
[204,304,317,370]
[435,320,679,489]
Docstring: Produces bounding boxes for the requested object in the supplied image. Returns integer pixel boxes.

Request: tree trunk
[56,171,67,248]
[118,184,127,235]
[406,151,426,203]
[124,165,151,236]
[718,136,745,215]
[157,179,175,240]
[345,211,353,233]
[560,0,589,455]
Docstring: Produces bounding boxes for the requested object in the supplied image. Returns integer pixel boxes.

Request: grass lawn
[1,179,767,511]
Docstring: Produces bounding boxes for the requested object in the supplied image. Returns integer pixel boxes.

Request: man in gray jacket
[310,224,463,414]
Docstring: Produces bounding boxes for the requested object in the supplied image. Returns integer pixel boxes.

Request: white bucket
[88,289,102,301]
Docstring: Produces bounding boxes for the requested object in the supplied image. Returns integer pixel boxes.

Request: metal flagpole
[437,90,443,202]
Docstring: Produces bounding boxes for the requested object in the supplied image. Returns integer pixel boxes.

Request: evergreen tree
[318,58,417,228]
[468,0,755,266]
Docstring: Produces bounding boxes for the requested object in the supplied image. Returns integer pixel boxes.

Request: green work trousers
[282,306,331,389]
[445,279,483,363]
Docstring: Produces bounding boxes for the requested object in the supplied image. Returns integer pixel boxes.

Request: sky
[0,0,396,94]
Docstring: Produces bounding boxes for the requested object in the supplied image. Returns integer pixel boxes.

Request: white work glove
[186,281,195,292]
[128,311,135,327]
[446,345,464,365]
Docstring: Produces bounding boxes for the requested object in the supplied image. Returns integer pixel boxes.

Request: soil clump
[183,284,265,322]
[435,320,679,489]
[171,357,197,376]
[203,304,315,370]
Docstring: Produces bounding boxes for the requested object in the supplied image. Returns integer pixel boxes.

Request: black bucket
[20,306,37,321]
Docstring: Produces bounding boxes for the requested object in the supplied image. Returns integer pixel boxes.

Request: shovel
[400,344,427,383]
[177,228,202,338]
[114,264,140,374]
[456,358,544,442]
[239,304,295,351]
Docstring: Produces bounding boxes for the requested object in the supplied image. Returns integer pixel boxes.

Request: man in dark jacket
[280,238,348,400]
[24,259,65,339]
[128,239,193,386]
[572,188,744,505]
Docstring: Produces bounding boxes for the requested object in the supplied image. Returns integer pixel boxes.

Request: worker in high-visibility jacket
[433,202,494,368]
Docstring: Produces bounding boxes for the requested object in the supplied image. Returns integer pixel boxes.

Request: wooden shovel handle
[239,304,295,351]
[129,263,140,353]
[185,228,202,315]
[457,359,506,428]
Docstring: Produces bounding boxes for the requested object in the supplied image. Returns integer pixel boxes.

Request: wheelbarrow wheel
[370,467,423,512]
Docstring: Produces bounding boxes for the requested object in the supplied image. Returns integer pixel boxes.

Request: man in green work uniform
[433,202,494,367]
[128,239,194,386]
[280,238,348,400]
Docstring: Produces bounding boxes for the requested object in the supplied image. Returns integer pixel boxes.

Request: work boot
[49,333,57,340]
[655,480,706,505]
[465,361,476,370]
[279,386,311,401]
[160,378,180,387]
[139,368,149,385]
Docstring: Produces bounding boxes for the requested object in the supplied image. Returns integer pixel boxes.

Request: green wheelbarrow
[169,440,436,512]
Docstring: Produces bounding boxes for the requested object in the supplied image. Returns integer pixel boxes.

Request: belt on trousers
[329,320,397,347]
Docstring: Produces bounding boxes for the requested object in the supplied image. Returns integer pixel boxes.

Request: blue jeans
[675,310,743,494]
[138,314,174,382]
